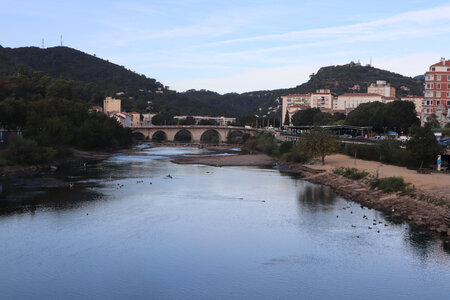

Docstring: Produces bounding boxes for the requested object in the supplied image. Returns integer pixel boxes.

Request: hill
[0,45,164,95]
[292,63,423,97]
[0,46,425,118]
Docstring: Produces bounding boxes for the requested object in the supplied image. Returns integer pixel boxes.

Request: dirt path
[307,154,450,190]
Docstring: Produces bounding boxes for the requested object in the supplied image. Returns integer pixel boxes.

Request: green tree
[406,125,443,168]
[425,114,440,129]
[284,111,290,126]
[297,127,338,164]
[179,116,196,125]
[291,108,321,126]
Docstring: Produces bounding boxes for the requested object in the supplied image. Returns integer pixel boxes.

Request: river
[0,145,449,299]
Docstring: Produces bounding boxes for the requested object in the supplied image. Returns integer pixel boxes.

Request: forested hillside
[0,45,424,118]
[0,46,163,94]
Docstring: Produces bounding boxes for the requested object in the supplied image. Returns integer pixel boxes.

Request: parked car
[354,136,366,140]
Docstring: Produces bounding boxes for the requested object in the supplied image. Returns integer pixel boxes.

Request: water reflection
[297,184,336,212]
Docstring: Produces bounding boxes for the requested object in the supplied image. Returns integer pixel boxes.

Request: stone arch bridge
[132,125,261,143]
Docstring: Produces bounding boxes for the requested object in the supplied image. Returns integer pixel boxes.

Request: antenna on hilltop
[370,56,372,66]
[42,38,44,48]
[60,35,63,47]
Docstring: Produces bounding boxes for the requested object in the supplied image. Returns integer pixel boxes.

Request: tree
[291,108,321,126]
[406,125,443,168]
[198,119,218,125]
[179,116,196,125]
[297,127,338,164]
[284,111,290,126]
[425,114,440,129]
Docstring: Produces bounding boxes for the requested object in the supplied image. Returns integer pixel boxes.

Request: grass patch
[370,176,415,195]
[333,167,369,180]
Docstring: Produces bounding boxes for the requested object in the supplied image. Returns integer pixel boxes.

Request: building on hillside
[422,58,450,126]
[103,97,121,114]
[129,112,142,127]
[334,93,384,113]
[310,89,334,109]
[400,95,423,118]
[89,105,103,113]
[281,94,311,124]
[173,116,236,126]
[368,80,396,97]
[142,113,152,126]
[113,112,132,127]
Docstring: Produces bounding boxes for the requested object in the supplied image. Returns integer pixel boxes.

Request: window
[432,67,436,71]
[437,92,441,97]
[437,75,442,81]
[448,75,450,81]
[437,84,441,89]
[437,100,440,105]
[448,92,450,97]
[448,100,450,105]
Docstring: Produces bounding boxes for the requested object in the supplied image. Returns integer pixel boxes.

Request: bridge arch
[152,131,167,142]
[226,130,244,143]
[174,129,192,143]
[200,129,220,144]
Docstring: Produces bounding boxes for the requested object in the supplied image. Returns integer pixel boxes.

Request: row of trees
[288,101,421,133]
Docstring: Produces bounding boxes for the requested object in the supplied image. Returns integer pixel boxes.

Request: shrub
[333,167,369,180]
[279,141,293,155]
[281,151,308,163]
[5,135,57,165]
[344,143,380,161]
[370,176,415,195]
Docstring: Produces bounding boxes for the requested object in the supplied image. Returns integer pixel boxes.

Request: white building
[113,112,132,127]
[335,93,384,112]
[367,80,396,97]
[281,94,311,124]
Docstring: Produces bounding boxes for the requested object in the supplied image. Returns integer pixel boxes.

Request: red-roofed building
[281,94,311,124]
[423,58,450,126]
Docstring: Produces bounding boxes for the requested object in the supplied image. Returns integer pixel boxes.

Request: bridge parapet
[132,125,262,143]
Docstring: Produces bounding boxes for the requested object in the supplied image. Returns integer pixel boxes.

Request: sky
[1,0,450,94]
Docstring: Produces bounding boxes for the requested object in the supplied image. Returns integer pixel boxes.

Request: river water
[0,145,449,299]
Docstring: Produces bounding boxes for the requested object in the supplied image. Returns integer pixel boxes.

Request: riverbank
[170,149,450,236]
[0,148,113,177]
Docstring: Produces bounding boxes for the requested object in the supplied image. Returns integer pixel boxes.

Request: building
[422,58,450,126]
[113,112,132,127]
[103,97,121,114]
[310,89,334,110]
[400,95,423,118]
[335,93,384,112]
[173,116,236,126]
[281,94,311,124]
[129,112,142,127]
[89,105,103,113]
[368,80,396,97]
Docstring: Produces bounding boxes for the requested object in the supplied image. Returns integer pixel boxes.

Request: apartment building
[422,58,450,126]
[310,89,334,110]
[368,80,396,97]
[281,94,311,124]
[334,93,384,112]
